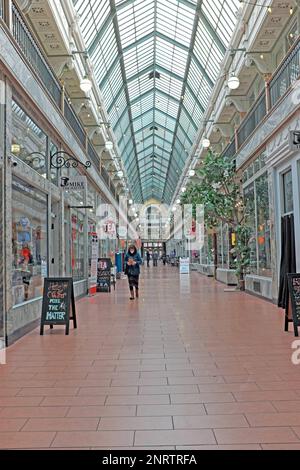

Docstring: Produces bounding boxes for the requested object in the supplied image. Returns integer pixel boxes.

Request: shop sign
[40,278,77,335]
[60,175,87,192]
[98,219,117,239]
[97,258,111,293]
[289,131,300,151]
[179,257,190,274]
[286,274,300,336]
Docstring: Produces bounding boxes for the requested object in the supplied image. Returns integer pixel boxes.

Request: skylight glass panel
[75,0,111,49]
[117,0,154,48]
[156,0,194,48]
[156,39,188,78]
[73,0,240,202]
[156,74,182,100]
[202,0,239,45]
[123,39,154,76]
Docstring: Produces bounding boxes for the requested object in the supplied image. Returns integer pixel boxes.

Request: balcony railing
[88,140,100,168]
[221,138,236,160]
[236,90,266,149]
[269,38,300,108]
[101,167,110,188]
[64,98,86,148]
[12,2,62,108]
[8,1,119,202]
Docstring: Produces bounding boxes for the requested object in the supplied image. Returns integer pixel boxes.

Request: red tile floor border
[0,266,299,449]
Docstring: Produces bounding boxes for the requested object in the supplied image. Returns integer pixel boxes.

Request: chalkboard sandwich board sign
[40,278,77,335]
[97,258,112,292]
[286,273,300,337]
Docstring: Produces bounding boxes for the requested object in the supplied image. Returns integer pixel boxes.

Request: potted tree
[181,150,251,290]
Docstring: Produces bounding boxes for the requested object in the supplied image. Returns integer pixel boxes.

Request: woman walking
[125,245,142,300]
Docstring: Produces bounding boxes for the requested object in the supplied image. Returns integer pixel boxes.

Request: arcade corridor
[0,267,299,450]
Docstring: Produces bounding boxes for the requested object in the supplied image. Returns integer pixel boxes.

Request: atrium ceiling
[73,0,240,203]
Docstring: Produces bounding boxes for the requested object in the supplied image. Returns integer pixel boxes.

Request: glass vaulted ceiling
[73,0,240,203]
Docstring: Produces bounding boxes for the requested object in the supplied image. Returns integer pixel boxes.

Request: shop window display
[71,210,85,281]
[12,177,48,306]
[244,183,257,274]
[200,233,213,265]
[256,174,271,276]
[283,169,294,214]
[243,170,271,277]
[11,101,47,177]
[216,224,235,269]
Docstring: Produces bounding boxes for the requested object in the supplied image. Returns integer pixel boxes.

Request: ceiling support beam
[162,0,203,202]
[109,0,143,202]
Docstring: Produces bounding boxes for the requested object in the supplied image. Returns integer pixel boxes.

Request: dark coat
[125,251,142,276]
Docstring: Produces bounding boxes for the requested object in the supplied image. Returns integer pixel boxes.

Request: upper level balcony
[0,0,120,202]
[219,37,300,168]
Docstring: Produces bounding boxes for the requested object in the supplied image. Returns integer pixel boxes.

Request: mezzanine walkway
[0,265,300,450]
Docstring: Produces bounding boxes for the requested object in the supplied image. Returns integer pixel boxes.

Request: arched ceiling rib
[73,0,240,203]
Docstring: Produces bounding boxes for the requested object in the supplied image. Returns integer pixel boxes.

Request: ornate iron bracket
[50,150,91,170]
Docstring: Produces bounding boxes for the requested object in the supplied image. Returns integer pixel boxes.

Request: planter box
[245,275,273,300]
[216,268,237,286]
[197,264,214,277]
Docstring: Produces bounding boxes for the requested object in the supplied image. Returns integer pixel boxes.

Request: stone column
[83,183,88,286]
[3,76,13,341]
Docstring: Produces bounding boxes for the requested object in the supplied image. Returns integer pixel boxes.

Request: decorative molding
[17,0,33,14]
[51,58,74,78]
[245,53,274,75]
[236,87,299,169]
[212,122,233,138]
[225,95,251,113]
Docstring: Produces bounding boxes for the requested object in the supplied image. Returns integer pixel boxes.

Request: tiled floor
[1,265,300,449]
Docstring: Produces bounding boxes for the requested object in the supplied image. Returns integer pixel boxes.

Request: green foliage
[231,225,252,279]
[181,150,251,282]
[181,150,241,228]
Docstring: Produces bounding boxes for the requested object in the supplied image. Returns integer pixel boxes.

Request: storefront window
[11,101,47,177]
[12,177,48,306]
[217,224,230,268]
[71,209,85,281]
[222,224,229,269]
[217,225,223,267]
[256,174,271,276]
[283,169,294,214]
[243,172,271,277]
[50,142,58,184]
[244,182,257,274]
